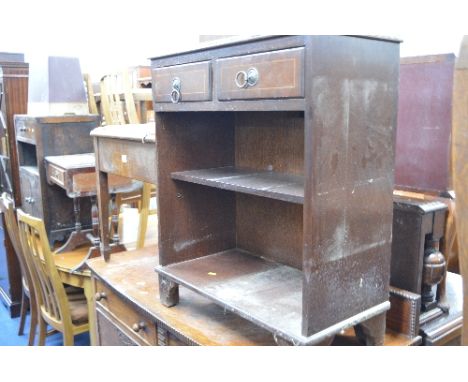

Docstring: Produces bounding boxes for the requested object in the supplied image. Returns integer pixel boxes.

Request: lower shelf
[156,248,389,345]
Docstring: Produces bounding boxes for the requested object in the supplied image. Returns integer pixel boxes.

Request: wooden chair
[16,209,89,346]
[136,183,157,249]
[0,193,37,345]
[99,69,153,125]
[115,182,157,249]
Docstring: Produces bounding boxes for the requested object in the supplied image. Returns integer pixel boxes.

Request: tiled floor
[0,303,90,346]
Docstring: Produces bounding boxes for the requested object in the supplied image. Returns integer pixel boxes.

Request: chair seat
[65,286,88,324]
[69,298,88,325]
[64,285,84,295]
[65,288,88,325]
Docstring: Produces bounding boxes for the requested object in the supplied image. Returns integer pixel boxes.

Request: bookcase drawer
[216,47,304,101]
[153,61,211,103]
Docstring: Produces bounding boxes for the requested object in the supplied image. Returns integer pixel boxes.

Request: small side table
[44,153,142,268]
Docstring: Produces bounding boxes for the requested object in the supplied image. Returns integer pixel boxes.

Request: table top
[45,153,95,170]
[54,246,92,276]
[44,152,142,197]
[90,122,155,143]
[87,246,418,346]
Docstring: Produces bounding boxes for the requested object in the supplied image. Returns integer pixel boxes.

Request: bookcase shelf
[172,166,304,204]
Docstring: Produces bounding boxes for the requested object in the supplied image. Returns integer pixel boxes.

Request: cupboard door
[19,167,43,218]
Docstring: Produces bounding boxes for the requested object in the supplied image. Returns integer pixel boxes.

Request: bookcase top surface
[150,35,400,61]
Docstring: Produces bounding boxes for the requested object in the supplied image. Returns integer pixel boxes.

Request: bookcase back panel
[156,112,237,266]
[236,194,303,270]
[235,112,304,175]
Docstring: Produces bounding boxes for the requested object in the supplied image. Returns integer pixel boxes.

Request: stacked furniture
[396,54,455,194]
[14,115,99,244]
[390,54,463,345]
[452,36,468,346]
[151,35,400,345]
[13,55,100,244]
[0,52,28,317]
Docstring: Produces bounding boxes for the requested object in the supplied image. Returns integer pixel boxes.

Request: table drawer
[46,163,66,188]
[152,61,211,103]
[94,279,157,345]
[15,118,36,144]
[216,47,304,101]
[96,138,156,184]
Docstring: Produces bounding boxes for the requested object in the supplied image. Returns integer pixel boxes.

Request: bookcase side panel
[302,36,400,336]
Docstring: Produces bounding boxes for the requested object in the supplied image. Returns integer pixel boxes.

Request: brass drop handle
[132,321,146,332]
[235,67,259,89]
[95,292,107,301]
[171,77,181,103]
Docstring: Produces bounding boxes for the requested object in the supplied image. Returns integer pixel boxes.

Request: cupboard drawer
[94,279,157,345]
[216,47,304,101]
[96,308,139,346]
[153,61,211,103]
[15,118,36,144]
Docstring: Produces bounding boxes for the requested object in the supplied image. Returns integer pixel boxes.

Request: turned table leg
[55,197,91,254]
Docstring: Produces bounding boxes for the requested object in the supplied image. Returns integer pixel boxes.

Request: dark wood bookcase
[151,35,400,345]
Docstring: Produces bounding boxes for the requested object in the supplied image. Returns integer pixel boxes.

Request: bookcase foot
[273,334,335,346]
[354,312,386,345]
[159,275,179,307]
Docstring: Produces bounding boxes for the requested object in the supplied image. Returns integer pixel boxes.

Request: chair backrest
[99,70,142,126]
[16,209,72,328]
[83,73,98,115]
[122,70,139,124]
[100,73,126,125]
[99,70,141,126]
[0,193,34,297]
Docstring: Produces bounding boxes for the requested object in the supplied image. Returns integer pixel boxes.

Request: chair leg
[63,331,74,346]
[38,317,47,346]
[28,300,38,346]
[18,292,29,336]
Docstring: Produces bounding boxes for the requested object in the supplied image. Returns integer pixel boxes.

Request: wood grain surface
[452,35,468,345]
